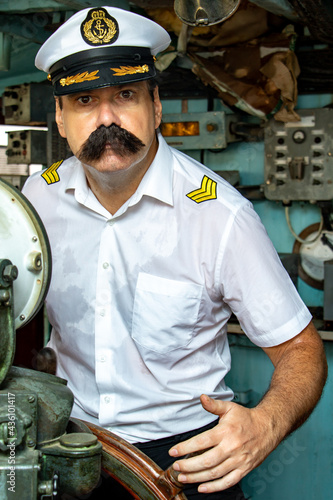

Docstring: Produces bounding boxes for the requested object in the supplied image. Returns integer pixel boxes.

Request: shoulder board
[41,160,64,185]
[186,175,217,204]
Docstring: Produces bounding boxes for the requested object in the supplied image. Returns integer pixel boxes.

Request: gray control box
[264,108,333,202]
[6,130,47,165]
[3,83,54,125]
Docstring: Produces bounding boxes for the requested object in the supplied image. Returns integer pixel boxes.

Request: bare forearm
[257,321,327,446]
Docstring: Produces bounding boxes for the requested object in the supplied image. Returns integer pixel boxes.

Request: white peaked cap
[35,6,171,95]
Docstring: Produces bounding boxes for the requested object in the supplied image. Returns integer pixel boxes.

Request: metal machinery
[0,178,188,499]
[264,107,333,312]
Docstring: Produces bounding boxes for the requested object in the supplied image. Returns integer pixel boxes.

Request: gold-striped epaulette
[41,160,64,185]
[186,175,217,204]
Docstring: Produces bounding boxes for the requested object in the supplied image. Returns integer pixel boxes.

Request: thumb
[200,394,231,418]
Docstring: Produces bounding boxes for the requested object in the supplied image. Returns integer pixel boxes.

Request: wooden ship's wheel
[84,421,188,500]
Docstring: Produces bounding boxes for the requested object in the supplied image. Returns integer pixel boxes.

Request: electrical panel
[264,108,333,202]
[160,111,226,150]
[6,130,47,165]
[3,83,54,125]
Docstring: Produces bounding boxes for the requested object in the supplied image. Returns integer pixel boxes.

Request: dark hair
[147,77,158,101]
[56,95,63,109]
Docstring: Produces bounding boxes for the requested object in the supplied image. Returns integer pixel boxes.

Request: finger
[200,394,232,418]
[176,461,229,487]
[172,445,226,475]
[197,469,244,494]
[169,426,220,458]
[175,456,244,491]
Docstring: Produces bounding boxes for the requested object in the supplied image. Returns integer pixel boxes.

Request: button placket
[95,216,122,424]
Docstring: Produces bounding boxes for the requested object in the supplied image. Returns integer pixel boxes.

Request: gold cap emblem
[81,7,119,46]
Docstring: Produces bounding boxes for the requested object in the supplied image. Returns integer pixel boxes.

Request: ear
[153,86,163,130]
[55,98,67,138]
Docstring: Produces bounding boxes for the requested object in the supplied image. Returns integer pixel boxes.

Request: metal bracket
[0,259,18,386]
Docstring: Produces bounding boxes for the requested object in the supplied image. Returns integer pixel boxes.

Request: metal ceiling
[0,1,332,96]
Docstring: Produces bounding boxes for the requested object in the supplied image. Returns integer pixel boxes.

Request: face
[55,81,162,175]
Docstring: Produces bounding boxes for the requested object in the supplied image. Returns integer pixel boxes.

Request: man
[22,6,327,500]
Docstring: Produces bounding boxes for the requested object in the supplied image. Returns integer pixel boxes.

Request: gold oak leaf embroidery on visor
[41,160,63,185]
[110,64,149,76]
[60,70,100,87]
[186,175,217,203]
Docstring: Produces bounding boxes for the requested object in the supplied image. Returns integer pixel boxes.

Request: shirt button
[99,309,105,317]
[104,396,111,404]
[103,262,109,269]
[100,356,106,362]
[108,220,115,226]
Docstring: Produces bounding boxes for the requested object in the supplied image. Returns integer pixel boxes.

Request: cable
[285,205,324,244]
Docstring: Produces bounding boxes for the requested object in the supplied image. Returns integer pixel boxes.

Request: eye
[119,89,134,99]
[77,95,92,104]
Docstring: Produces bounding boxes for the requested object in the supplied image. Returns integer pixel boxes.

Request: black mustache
[78,124,145,162]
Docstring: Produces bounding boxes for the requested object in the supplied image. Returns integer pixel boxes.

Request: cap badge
[81,8,119,46]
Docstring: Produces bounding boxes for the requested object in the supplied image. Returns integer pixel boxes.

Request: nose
[96,98,121,129]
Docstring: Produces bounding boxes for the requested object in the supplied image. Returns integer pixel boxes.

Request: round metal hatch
[174,0,241,26]
[0,177,51,329]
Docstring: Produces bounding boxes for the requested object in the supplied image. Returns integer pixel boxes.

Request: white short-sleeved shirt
[22,134,311,443]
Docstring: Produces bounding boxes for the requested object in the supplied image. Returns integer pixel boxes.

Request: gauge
[0,178,51,328]
[293,223,333,290]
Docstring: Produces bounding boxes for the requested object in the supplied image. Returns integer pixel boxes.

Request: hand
[168,394,277,494]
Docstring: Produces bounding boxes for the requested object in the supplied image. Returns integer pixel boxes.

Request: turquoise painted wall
[225,336,333,500]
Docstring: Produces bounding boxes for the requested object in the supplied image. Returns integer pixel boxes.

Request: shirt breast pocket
[132,273,203,354]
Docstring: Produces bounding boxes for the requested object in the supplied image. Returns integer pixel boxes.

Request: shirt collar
[128,132,174,208]
[65,157,112,218]
[65,156,89,196]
